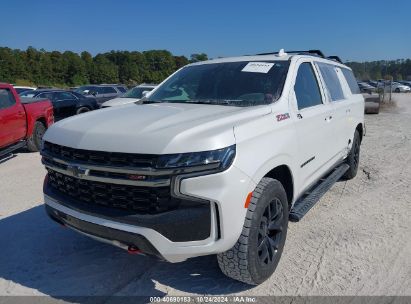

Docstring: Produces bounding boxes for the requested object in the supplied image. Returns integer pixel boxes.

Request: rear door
[315,62,349,160]
[290,60,335,192]
[101,87,119,102]
[0,88,26,148]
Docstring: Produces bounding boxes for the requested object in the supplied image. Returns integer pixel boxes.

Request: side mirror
[142,90,150,97]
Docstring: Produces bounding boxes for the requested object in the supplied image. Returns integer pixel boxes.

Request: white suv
[41,50,364,285]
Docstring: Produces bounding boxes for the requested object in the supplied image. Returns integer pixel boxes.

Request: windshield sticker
[241,62,274,73]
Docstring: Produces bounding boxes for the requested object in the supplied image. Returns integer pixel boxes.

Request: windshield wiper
[141,100,163,104]
[141,99,257,107]
[182,99,248,106]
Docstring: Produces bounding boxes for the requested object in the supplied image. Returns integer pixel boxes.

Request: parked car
[398,81,411,89]
[74,85,127,105]
[13,86,37,94]
[0,83,53,158]
[391,82,411,93]
[20,89,98,120]
[357,82,376,93]
[41,49,364,285]
[101,84,157,108]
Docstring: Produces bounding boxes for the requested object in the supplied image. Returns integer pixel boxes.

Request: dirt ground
[0,94,410,300]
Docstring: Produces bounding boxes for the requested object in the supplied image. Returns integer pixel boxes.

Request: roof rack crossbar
[327,56,343,63]
[256,50,326,58]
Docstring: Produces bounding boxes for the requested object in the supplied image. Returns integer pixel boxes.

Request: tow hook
[127,245,143,255]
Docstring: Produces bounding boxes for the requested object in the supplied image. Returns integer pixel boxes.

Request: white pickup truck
[41,50,364,285]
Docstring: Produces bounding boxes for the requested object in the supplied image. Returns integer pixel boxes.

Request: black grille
[47,169,180,214]
[43,141,158,168]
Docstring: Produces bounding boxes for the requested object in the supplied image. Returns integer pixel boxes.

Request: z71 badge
[276,113,290,122]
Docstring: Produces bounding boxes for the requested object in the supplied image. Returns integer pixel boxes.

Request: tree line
[0,46,208,87]
[0,46,410,87]
[345,59,411,81]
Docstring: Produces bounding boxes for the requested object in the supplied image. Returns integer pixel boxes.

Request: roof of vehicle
[13,86,37,89]
[188,49,349,69]
[28,89,66,93]
[137,84,157,87]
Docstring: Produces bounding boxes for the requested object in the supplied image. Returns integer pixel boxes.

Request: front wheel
[27,121,46,152]
[217,178,289,285]
[76,107,91,115]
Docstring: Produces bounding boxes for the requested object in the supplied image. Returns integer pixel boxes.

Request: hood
[44,103,271,154]
[101,97,139,107]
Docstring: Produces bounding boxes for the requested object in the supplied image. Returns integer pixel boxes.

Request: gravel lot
[0,94,410,300]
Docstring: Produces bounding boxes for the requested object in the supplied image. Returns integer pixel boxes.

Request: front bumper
[44,164,255,262]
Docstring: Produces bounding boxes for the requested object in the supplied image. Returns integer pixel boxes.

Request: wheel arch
[262,164,294,208]
[356,123,364,142]
[36,116,47,127]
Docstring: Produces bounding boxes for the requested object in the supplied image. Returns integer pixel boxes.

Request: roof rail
[256,49,326,58]
[327,56,343,63]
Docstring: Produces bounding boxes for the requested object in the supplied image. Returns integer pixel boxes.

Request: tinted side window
[38,93,55,100]
[0,89,17,110]
[117,86,127,93]
[341,68,361,94]
[102,87,117,94]
[317,63,345,101]
[55,92,75,100]
[295,63,323,110]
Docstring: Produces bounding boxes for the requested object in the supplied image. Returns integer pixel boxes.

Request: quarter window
[341,68,361,94]
[317,63,345,101]
[0,89,16,109]
[101,87,117,94]
[294,63,323,110]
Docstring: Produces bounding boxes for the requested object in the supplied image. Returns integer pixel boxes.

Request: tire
[217,178,289,285]
[76,107,90,115]
[395,88,400,93]
[27,121,46,152]
[343,130,361,180]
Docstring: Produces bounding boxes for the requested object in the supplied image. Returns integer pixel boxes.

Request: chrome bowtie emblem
[67,165,88,178]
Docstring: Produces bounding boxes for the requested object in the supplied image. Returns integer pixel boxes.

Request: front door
[0,88,26,148]
[290,61,335,193]
[53,92,78,119]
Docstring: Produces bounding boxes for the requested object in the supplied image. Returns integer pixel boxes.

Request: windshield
[123,87,154,98]
[146,61,289,106]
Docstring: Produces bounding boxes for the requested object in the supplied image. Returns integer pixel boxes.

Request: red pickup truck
[0,83,54,158]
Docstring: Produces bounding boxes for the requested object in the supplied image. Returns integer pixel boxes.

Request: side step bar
[0,141,26,158]
[289,163,349,222]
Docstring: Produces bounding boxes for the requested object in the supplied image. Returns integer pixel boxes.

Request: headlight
[156,145,236,172]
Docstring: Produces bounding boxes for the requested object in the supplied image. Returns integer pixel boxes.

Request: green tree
[190,53,208,62]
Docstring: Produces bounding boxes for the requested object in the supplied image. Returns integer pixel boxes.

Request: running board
[289,163,349,222]
[0,141,26,158]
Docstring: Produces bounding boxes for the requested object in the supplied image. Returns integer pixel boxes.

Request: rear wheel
[343,130,361,180]
[27,121,46,152]
[76,107,90,115]
[395,88,400,93]
[217,178,288,285]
